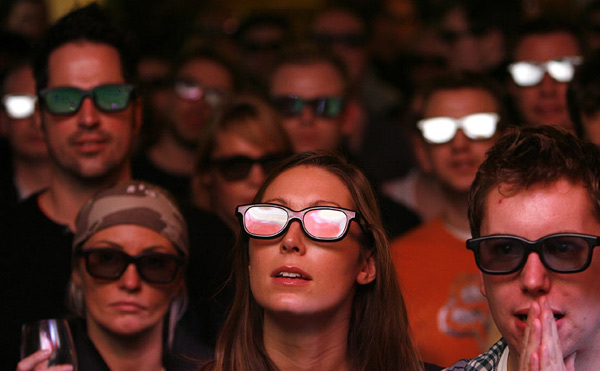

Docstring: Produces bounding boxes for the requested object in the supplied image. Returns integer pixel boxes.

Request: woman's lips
[110,301,146,312]
[271,266,313,285]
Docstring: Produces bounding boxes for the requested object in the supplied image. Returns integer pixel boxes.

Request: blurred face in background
[1,65,47,161]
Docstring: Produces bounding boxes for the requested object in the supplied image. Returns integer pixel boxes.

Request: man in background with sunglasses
[0,4,141,368]
[390,73,508,366]
[447,126,600,370]
[0,62,50,212]
[507,19,583,133]
[132,50,235,202]
[269,46,356,154]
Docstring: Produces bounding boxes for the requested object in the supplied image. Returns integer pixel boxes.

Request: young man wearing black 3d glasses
[447,125,600,371]
[0,4,142,369]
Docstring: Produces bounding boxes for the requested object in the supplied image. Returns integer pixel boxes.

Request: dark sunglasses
[271,95,345,119]
[39,84,135,115]
[211,154,289,182]
[78,248,184,284]
[236,203,359,242]
[309,32,367,47]
[466,233,600,275]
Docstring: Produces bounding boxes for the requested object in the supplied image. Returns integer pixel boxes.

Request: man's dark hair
[509,18,584,61]
[172,47,239,91]
[567,50,600,139]
[32,3,138,91]
[468,125,600,237]
[269,44,351,95]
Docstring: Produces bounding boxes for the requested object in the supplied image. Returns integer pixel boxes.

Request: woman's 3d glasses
[271,95,345,119]
[2,94,37,119]
[508,56,583,87]
[417,112,499,144]
[174,79,227,108]
[211,154,289,182]
[467,233,600,275]
[39,84,135,115]
[77,248,184,284]
[236,203,359,241]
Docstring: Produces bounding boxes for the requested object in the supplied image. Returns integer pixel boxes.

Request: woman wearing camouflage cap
[18,181,203,371]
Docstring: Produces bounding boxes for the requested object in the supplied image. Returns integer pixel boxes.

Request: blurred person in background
[1,0,48,42]
[0,62,50,212]
[390,73,509,366]
[0,4,142,368]
[132,49,236,202]
[182,95,292,346]
[567,49,600,146]
[507,18,583,132]
[233,13,291,96]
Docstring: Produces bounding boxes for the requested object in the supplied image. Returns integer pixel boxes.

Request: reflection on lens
[245,206,288,236]
[509,62,544,87]
[304,209,346,239]
[3,95,36,119]
[418,117,457,144]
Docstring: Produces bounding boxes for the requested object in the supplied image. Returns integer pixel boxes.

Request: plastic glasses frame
[39,84,135,115]
[2,94,37,119]
[417,112,499,144]
[271,95,345,119]
[466,233,600,275]
[508,56,583,87]
[77,248,185,284]
[236,203,359,242]
[210,153,289,182]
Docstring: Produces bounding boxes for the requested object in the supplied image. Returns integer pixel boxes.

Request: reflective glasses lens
[417,117,457,144]
[508,62,545,87]
[272,96,344,118]
[244,205,288,236]
[94,85,134,112]
[546,59,576,82]
[461,113,498,140]
[41,87,83,114]
[303,209,348,239]
[3,95,36,119]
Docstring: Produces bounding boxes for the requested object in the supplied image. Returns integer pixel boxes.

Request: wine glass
[20,319,78,370]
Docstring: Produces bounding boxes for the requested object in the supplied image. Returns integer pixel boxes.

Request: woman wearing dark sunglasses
[17,181,204,371]
[201,151,425,371]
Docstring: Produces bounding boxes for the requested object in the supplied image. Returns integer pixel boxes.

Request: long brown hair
[204,151,423,371]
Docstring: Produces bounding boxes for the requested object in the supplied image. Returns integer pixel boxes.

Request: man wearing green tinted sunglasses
[0,4,142,368]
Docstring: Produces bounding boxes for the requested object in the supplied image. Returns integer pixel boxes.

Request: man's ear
[356,253,376,285]
[72,266,83,287]
[412,134,433,173]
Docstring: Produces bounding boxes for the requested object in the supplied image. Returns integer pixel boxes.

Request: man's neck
[86,318,164,371]
[440,187,471,237]
[147,132,196,176]
[12,156,52,199]
[38,166,131,231]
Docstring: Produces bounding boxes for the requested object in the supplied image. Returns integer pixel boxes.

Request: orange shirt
[391,218,492,367]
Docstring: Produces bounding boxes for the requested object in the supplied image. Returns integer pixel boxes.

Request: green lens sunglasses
[39,84,135,115]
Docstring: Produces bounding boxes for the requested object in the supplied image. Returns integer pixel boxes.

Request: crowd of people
[2,0,600,370]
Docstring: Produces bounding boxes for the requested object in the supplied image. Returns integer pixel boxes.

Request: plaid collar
[463,338,507,371]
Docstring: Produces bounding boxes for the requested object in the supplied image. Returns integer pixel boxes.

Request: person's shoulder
[390,218,445,247]
[444,338,507,371]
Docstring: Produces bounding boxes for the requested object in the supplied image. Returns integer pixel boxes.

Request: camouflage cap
[73,181,189,256]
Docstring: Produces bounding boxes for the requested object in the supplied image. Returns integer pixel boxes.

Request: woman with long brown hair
[204,151,424,371]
